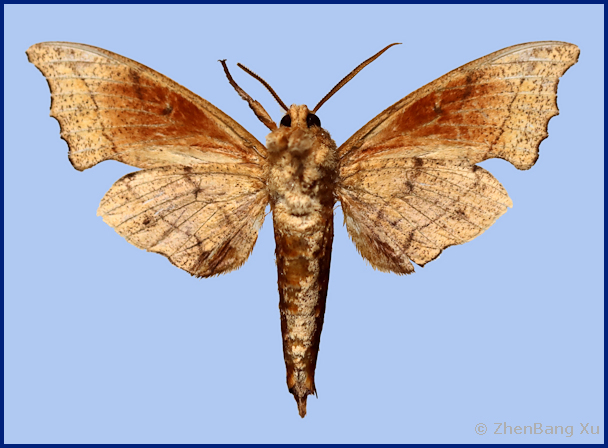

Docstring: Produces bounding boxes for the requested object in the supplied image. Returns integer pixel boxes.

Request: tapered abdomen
[266,105,338,417]
[272,205,334,417]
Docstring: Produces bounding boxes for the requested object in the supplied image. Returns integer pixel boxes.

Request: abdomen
[272,204,334,417]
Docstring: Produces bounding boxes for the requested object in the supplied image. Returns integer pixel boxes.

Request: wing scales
[27,42,266,171]
[339,42,579,170]
[98,163,267,277]
[340,159,512,273]
[338,42,577,274]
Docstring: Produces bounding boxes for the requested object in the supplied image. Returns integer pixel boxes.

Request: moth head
[280,105,321,130]
[266,104,333,159]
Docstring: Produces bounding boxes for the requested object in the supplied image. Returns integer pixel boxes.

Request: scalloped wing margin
[27,42,266,171]
[338,41,579,171]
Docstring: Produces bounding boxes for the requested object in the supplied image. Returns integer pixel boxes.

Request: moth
[27,41,579,417]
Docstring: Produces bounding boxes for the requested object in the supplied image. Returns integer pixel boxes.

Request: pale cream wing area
[339,159,512,274]
[338,42,579,170]
[27,42,266,171]
[97,163,268,277]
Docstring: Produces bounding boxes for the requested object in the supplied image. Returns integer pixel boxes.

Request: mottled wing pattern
[26,42,266,170]
[28,42,269,276]
[340,159,512,273]
[338,42,578,274]
[98,163,267,277]
[339,42,579,169]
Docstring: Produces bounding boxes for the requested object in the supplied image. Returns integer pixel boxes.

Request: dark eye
[280,115,291,127]
[307,113,321,128]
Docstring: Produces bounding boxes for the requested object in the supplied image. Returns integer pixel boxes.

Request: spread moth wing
[28,42,269,276]
[339,158,512,273]
[339,41,579,168]
[338,41,579,274]
[26,42,266,170]
[98,163,267,277]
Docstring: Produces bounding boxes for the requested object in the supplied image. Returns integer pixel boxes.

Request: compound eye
[306,113,321,128]
[280,115,292,127]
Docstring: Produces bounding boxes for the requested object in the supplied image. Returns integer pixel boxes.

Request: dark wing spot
[403,180,414,195]
[128,70,143,100]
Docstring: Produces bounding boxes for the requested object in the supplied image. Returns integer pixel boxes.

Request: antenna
[219,59,277,130]
[312,43,401,113]
[237,63,289,112]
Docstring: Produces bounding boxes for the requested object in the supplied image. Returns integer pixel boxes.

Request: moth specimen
[27,41,578,417]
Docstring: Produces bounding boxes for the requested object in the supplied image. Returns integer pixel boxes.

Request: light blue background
[4,4,604,444]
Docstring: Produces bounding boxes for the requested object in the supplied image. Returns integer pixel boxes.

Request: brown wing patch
[27,42,266,171]
[338,158,512,273]
[339,42,579,170]
[97,163,268,277]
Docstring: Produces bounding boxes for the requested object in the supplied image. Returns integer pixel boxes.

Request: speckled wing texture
[338,42,579,274]
[97,163,267,277]
[26,42,266,169]
[28,42,269,277]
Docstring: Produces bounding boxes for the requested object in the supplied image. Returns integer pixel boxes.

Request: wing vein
[62,123,173,136]
[52,92,161,106]
[47,75,155,87]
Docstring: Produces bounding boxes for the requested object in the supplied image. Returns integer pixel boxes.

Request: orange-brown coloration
[340,43,579,171]
[28,41,578,417]
[26,42,266,171]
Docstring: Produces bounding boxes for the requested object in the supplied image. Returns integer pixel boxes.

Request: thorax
[266,105,338,224]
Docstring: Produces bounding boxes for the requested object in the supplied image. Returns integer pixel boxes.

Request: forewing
[339,158,512,274]
[339,42,579,170]
[97,163,267,277]
[27,42,266,171]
